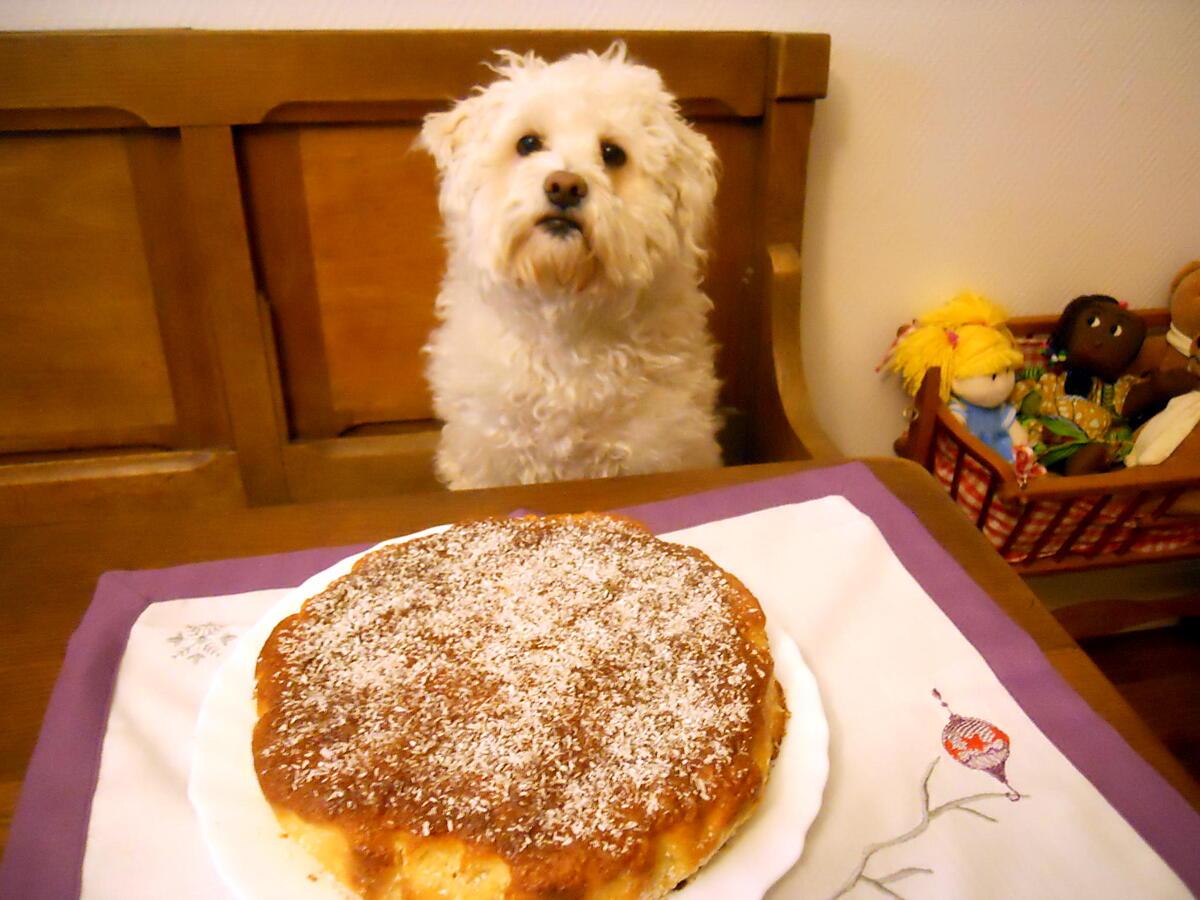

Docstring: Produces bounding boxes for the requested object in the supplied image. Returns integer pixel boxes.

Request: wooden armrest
[766,242,841,461]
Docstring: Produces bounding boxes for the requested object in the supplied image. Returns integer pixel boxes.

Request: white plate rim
[188,525,829,899]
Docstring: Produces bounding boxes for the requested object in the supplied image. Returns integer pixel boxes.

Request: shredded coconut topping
[254,515,770,861]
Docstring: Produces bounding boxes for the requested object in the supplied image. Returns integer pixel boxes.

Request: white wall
[4,1,1198,456]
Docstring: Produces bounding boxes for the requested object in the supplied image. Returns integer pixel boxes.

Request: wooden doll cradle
[896,309,1200,636]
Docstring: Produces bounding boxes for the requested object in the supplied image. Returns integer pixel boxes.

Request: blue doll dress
[948,398,1016,461]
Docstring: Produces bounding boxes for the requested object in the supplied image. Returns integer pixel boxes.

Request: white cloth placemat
[81,497,1189,899]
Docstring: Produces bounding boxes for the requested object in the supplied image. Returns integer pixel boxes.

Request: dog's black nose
[544,170,588,209]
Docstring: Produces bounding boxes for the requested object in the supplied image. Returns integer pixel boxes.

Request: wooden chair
[0,30,838,524]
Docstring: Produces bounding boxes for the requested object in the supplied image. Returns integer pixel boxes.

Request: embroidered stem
[858,876,908,898]
[829,758,1021,899]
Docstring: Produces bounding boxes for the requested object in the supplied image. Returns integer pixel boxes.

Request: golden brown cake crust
[253,513,786,898]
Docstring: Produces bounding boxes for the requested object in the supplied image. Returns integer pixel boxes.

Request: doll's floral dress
[1011,369,1138,466]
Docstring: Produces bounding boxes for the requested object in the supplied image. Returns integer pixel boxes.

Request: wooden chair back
[0,30,835,523]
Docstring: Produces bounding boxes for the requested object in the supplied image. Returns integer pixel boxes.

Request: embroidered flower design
[934,688,1020,799]
[166,622,238,664]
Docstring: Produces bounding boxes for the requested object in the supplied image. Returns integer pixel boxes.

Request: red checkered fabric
[931,431,1200,564]
[1016,335,1050,369]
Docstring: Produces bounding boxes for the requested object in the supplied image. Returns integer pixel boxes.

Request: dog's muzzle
[538,170,587,238]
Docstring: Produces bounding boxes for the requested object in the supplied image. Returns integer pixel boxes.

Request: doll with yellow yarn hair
[888,293,1030,462]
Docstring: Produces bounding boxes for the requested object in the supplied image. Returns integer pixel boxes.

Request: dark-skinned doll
[1012,295,1195,475]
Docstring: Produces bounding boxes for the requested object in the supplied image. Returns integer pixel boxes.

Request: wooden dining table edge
[0,456,1196,859]
[871,457,1200,812]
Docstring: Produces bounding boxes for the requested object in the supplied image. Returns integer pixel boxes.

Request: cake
[252,513,787,899]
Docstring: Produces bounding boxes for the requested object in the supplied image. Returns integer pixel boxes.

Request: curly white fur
[419,43,722,489]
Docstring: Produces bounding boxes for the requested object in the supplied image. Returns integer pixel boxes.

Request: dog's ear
[667,115,719,264]
[421,51,545,170]
[418,98,479,171]
[597,40,628,63]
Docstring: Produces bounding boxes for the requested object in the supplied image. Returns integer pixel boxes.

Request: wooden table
[1,457,1196,854]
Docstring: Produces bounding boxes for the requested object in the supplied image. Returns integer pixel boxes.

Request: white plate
[189,526,829,899]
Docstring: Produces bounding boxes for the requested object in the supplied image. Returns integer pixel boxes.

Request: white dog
[419,43,722,489]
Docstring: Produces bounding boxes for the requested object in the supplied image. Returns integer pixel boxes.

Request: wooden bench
[0,30,837,525]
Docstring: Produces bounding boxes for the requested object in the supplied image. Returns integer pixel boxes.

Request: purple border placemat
[3,461,1197,898]
[0,543,372,900]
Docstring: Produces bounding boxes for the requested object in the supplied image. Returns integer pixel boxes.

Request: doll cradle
[895,308,1200,633]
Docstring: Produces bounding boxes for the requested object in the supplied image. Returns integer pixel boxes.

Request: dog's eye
[1087,315,1101,328]
[600,141,627,168]
[1111,323,1123,337]
[516,134,543,156]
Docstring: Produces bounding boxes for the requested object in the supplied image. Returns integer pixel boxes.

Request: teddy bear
[1119,264,1200,421]
[1124,260,1200,468]
[1160,260,1200,377]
